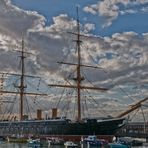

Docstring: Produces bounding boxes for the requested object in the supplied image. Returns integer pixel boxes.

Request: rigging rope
[82,87,109,116]
[2,95,18,120]
[24,95,32,119]
[61,89,75,118]
[140,106,146,133]
[56,86,66,108]
[82,42,145,102]
[129,108,140,121]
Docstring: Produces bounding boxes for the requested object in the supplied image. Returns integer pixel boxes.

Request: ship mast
[48,7,108,121]
[0,38,48,121]
[19,38,26,121]
[76,6,81,121]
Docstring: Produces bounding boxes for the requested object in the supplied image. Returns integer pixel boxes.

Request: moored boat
[108,143,129,148]
[47,137,64,146]
[81,135,108,147]
[27,138,41,147]
[7,134,28,143]
[64,141,78,148]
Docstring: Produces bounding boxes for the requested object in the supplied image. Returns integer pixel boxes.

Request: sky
[0,0,148,120]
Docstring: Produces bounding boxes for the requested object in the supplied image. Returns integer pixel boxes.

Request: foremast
[17,38,48,121]
[0,37,48,121]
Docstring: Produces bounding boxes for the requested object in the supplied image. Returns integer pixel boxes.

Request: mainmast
[48,7,108,121]
[76,6,82,121]
[19,38,26,121]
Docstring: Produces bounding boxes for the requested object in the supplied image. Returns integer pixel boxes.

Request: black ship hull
[0,117,125,138]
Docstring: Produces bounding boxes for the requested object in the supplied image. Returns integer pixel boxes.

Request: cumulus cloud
[0,0,45,38]
[83,4,97,15]
[72,31,148,104]
[83,0,148,27]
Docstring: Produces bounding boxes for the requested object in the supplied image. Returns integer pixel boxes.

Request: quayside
[0,7,136,141]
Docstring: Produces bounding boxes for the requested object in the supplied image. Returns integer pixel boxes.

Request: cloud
[141,6,148,12]
[83,4,98,15]
[76,32,148,95]
[83,0,148,27]
[0,0,45,37]
[84,23,95,33]
[1,0,147,89]
[120,9,137,15]
[0,0,148,119]
[0,0,47,75]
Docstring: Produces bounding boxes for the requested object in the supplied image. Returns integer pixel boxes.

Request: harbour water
[0,142,147,148]
[0,142,63,148]
[0,142,65,148]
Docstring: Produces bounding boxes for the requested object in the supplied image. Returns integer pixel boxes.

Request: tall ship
[1,7,146,140]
